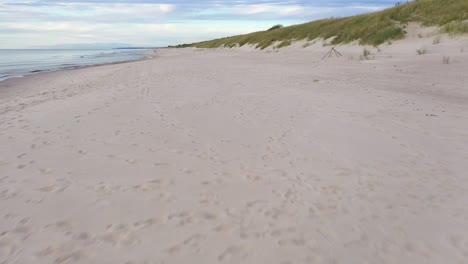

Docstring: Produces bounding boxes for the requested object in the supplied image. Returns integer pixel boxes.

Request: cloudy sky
[0,0,397,49]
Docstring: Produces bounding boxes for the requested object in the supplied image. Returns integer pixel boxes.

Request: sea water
[0,49,151,81]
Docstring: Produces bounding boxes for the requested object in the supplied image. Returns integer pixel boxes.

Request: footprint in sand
[12,225,34,237]
[152,192,174,202]
[100,231,138,247]
[167,211,197,226]
[450,235,468,257]
[166,233,206,255]
[245,174,265,183]
[73,232,96,245]
[217,246,248,262]
[39,168,52,174]
[38,182,68,193]
[37,245,93,264]
[132,218,161,230]
[334,167,353,176]
[201,178,223,185]
[148,178,174,187]
[197,211,220,221]
[100,224,139,247]
[45,220,76,233]
[93,183,121,195]
[153,162,170,166]
[213,223,237,234]
[126,261,164,264]
[277,237,308,247]
[0,236,21,260]
[133,184,152,192]
[198,193,221,206]
[125,158,138,165]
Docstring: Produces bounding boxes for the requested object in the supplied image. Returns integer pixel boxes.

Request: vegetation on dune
[360,48,372,60]
[442,55,451,64]
[178,0,467,49]
[168,43,192,48]
[442,20,468,35]
[275,40,292,48]
[416,48,427,55]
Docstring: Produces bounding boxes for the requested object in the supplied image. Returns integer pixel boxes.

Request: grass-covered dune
[177,0,468,49]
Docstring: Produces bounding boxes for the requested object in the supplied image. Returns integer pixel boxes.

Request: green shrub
[360,48,371,60]
[417,48,427,55]
[442,56,450,64]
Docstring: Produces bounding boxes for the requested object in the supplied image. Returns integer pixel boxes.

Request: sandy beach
[1,33,468,263]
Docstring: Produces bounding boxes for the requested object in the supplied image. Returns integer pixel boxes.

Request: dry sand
[1,32,468,264]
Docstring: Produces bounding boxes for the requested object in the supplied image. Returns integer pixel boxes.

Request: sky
[0,0,399,49]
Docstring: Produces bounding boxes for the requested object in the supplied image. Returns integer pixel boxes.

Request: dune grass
[183,0,467,49]
[275,40,292,48]
[360,48,371,60]
[442,56,450,64]
[417,48,427,55]
[442,20,468,35]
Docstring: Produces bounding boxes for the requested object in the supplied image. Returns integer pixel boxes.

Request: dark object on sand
[321,47,342,60]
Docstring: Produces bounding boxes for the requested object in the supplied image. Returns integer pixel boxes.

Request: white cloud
[135,24,178,32]
[278,6,303,16]
[0,2,177,23]
[239,4,274,15]
[88,3,176,16]
[0,1,391,48]
[0,22,101,32]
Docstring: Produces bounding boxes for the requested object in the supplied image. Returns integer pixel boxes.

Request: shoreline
[0,50,157,98]
[0,49,156,84]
